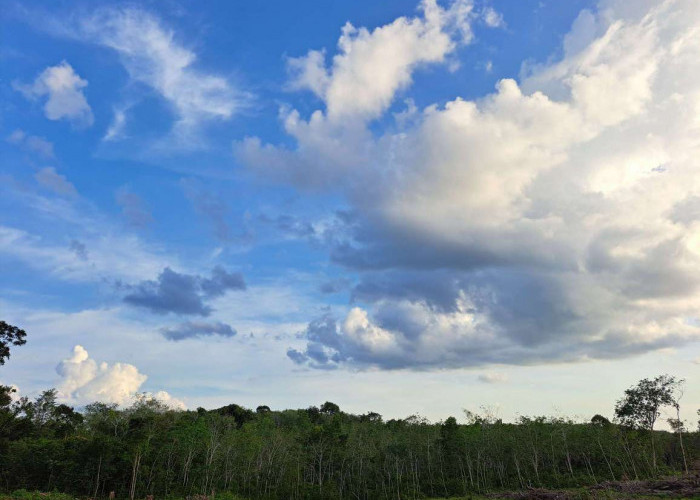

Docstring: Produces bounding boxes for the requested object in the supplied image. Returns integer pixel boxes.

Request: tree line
[0,321,698,499]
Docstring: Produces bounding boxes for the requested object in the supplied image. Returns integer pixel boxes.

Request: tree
[614,374,683,470]
[590,414,611,426]
[0,320,27,365]
[320,401,340,415]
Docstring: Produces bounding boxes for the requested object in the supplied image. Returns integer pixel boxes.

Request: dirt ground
[484,473,700,499]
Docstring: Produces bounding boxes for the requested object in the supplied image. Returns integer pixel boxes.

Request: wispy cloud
[34,167,77,197]
[0,224,176,284]
[6,129,55,159]
[103,106,128,142]
[72,7,249,146]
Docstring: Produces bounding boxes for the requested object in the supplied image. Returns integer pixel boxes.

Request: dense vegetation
[0,385,698,500]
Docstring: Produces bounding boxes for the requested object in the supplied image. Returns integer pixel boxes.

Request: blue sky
[1,0,699,424]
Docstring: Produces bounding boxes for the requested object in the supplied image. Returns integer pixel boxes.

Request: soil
[485,473,700,499]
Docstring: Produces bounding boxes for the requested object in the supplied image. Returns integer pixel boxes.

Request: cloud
[104,106,128,141]
[56,345,184,408]
[287,0,475,121]
[123,266,246,316]
[259,213,316,240]
[480,7,504,28]
[160,321,237,341]
[287,314,344,369]
[478,372,508,384]
[73,7,248,142]
[115,187,153,228]
[0,224,176,284]
[6,129,55,159]
[124,268,210,316]
[34,167,77,196]
[238,0,492,187]
[246,0,700,369]
[200,266,247,297]
[146,391,186,410]
[14,61,93,127]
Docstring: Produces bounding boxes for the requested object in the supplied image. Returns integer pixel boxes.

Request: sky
[1,0,699,425]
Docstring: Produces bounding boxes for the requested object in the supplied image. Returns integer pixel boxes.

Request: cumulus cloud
[287,0,475,121]
[34,167,77,196]
[248,0,700,370]
[160,321,237,341]
[238,0,488,187]
[73,7,248,142]
[14,61,93,127]
[200,266,247,297]
[56,345,185,409]
[123,266,246,316]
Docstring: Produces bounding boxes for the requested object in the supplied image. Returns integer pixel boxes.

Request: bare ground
[484,473,700,499]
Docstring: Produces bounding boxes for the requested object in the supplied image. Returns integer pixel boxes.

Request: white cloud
[75,7,248,143]
[0,225,176,284]
[343,307,402,356]
[287,0,475,122]
[14,61,93,127]
[247,0,700,369]
[34,167,77,197]
[481,7,504,28]
[56,345,185,408]
[241,0,486,187]
[104,106,128,141]
[148,391,186,410]
[57,345,146,405]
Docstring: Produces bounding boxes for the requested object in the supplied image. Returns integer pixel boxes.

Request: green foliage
[1,490,74,500]
[614,375,682,431]
[0,376,697,499]
[591,414,611,427]
[0,321,27,366]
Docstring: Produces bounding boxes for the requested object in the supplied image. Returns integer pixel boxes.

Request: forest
[0,379,698,499]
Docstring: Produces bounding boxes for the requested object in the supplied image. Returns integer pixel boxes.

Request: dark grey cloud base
[123,266,245,316]
[160,321,237,341]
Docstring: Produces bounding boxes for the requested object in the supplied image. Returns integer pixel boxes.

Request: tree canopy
[0,320,27,365]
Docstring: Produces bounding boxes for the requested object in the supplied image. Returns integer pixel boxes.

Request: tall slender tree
[614,374,683,470]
